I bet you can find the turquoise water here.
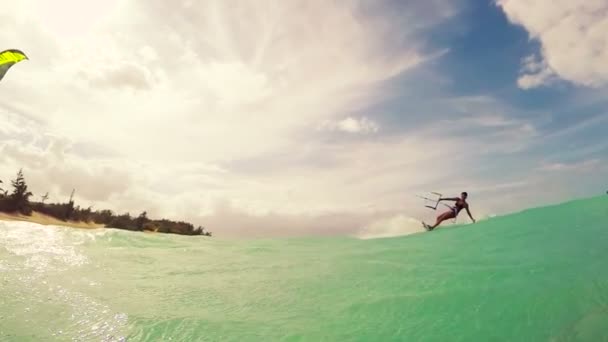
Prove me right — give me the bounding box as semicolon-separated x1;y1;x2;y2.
1;196;607;341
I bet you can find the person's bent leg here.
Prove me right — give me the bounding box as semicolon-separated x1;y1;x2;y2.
429;211;455;229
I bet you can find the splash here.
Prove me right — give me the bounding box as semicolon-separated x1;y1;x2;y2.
356;214;425;239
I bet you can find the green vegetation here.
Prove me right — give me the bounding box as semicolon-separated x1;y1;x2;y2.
0;169;33;215
0;169;211;236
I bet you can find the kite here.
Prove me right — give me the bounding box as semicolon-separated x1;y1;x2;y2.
0;49;28;82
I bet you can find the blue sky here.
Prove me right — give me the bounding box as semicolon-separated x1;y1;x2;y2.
369;1;605;199
1;0;607;237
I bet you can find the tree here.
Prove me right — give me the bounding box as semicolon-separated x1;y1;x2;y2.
108;212;133;230
193;225;212;236
10;169;33;215
0;179;9;198
93;209;114;225
64;188;76;220
135;211;148;231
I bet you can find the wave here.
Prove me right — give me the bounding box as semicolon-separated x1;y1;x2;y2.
356;214;426;239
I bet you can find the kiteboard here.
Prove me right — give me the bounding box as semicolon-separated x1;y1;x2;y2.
421;221;432;231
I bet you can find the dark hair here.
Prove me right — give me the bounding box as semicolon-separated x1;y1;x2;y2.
461;192;468;197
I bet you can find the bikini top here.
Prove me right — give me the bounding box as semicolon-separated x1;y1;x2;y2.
454;200;465;212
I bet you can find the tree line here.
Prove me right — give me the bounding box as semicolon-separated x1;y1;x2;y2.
0;169;211;236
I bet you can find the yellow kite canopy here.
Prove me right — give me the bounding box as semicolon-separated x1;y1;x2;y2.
0;49;28;82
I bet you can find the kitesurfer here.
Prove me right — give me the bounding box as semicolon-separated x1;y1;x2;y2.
423;192;475;231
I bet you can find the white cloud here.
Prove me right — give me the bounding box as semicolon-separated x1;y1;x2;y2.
318;117;380;134
430;96;542;153
0;0;455;165
517;54;557;89
497;0;608;88
538;159;601;172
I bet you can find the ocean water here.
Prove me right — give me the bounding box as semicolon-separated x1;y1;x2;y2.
1;196;607;341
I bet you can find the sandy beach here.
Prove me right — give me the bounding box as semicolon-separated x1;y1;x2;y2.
0;211;105;229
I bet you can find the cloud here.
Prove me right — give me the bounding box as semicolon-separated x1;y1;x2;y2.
187;200;384;238
82;61;154;90
0;0;456;166
542;112;608;140
497;0;608;88
538;158;601;172
0;138;131;203
426;96;542;154
517;54;558;89
318;117;380;134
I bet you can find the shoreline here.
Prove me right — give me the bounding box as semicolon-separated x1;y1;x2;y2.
0;211;105;229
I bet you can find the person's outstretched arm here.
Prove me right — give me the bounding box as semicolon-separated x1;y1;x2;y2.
466;207;476;223
439;197;459;202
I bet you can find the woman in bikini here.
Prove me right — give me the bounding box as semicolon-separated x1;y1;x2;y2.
424;192;476;231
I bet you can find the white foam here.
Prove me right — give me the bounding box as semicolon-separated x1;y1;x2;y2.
356;214;425;239
0;220;88;271
0;220;128;341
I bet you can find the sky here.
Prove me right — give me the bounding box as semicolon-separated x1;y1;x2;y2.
1;0;607;238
